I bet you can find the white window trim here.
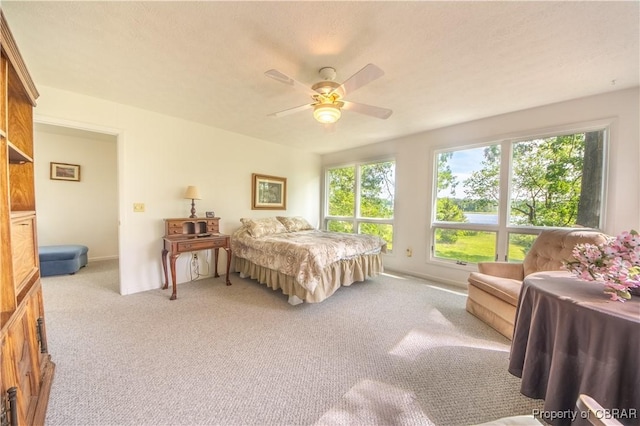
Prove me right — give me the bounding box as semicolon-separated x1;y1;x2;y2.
322;157;396;250
429;118;612;266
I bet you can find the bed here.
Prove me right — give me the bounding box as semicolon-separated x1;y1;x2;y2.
231;216;387;304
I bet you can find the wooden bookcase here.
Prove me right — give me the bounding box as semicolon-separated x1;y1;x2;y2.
0;10;55;425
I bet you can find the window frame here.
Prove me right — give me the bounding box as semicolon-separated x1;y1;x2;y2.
322;157;396;252
430;120;610;267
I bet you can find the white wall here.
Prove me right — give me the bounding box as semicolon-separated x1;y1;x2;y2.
35;85;638;292
34;126;118;261
322;88;640;287
34;86;321;295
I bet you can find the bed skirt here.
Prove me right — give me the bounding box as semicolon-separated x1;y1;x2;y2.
233;253;384;303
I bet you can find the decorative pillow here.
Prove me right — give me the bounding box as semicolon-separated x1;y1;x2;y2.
276;216;314;232
240;217;287;238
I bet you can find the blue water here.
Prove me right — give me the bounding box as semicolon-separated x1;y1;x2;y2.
464;213;499;224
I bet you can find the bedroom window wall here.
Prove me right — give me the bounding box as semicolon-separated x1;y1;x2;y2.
324;159;395;251
432;126;607;265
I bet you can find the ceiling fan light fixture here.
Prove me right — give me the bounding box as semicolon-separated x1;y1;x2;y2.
313;103;341;124
266;64;391;123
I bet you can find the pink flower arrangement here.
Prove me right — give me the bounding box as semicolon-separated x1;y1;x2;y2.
564;230;640;302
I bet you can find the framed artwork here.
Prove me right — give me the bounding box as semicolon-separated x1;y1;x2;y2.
205;211;216;218
50;162;81;181
251;173;286;210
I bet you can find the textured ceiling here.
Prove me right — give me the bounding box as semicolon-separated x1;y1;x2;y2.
2;1;638;154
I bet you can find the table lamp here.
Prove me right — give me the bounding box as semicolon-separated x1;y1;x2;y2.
184;185;201;218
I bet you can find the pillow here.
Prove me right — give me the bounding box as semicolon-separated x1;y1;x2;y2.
276;216;314;232
240;217;287;238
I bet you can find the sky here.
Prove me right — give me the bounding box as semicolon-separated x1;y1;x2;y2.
438;146;487;198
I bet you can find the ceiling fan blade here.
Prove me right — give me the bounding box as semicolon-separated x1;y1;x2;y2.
268;103;314;118
334;63;385;98
342;101;393;119
265;69;316;96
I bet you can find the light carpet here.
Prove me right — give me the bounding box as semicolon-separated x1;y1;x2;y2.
40;259;543;426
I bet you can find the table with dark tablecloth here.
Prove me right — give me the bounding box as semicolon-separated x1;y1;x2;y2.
508;271;640;425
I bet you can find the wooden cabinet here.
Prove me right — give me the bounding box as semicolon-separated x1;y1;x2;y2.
164;217;220;236
8;299;39;424
11;213;38;297
1;10;55;425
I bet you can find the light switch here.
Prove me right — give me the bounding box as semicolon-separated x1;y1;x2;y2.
133;203;145;212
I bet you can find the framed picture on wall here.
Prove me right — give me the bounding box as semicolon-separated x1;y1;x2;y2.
50;162;81;181
251;173;286;210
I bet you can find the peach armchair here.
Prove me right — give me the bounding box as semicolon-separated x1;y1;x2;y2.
466;228;608;339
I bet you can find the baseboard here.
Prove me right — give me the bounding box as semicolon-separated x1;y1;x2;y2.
88;255;119;262
384;267;467;290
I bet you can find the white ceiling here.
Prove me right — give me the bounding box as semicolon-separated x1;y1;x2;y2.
3;1;638;154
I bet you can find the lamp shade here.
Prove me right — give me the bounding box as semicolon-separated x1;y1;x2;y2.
184;185;201;200
313;103;341;124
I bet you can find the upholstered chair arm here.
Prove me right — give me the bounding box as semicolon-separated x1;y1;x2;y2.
477;262;525;280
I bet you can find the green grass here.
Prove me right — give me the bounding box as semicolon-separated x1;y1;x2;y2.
436;232;530;263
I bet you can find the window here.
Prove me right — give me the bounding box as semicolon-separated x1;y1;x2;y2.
433;128;606;263
325;160;395;250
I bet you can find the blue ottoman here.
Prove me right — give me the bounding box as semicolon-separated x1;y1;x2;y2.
39;245;89;277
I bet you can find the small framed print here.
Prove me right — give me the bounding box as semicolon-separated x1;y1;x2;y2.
50;162;81;181
205;211;216;218
251;173;286;210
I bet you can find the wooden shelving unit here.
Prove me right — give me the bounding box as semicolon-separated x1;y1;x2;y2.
0;10;55;426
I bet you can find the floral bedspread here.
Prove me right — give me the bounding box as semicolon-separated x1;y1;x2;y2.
231;229;386;293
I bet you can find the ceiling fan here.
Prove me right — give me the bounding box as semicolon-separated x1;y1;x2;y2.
264;63;393;124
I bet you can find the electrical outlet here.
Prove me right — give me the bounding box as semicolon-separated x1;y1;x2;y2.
193;253;198;260
133;203;145;212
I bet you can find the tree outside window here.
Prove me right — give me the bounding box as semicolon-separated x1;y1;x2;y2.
325;160;395;250
434;129;605;263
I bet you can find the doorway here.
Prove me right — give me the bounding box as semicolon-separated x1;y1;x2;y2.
33;122;120;293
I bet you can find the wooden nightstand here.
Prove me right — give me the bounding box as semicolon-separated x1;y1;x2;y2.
161;217;232;300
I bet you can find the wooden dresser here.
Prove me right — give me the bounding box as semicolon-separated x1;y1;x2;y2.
161;217;232;300
1;10;55;425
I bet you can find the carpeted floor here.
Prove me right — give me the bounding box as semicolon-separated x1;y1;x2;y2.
40;259;543;425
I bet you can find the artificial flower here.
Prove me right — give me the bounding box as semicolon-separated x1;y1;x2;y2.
564;230;640;302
